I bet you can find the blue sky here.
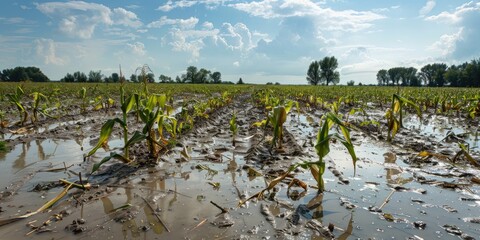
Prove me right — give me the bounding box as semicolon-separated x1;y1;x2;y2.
1;0;479;84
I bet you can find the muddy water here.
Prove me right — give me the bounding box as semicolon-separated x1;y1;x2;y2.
1;100;480;239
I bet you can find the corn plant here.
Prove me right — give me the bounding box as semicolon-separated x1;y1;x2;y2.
240;112;357;206
78;87;88;114
135;64;153;95
230;111;238;146
6;86;28;125
87;87;146;172
30;92;52;123
385;94;421;142
253;100;296;150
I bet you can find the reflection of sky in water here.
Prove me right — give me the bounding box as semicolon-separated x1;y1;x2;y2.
404;115;479;149
0;139;87;189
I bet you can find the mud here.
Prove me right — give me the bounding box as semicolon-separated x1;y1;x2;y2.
0;93;479;239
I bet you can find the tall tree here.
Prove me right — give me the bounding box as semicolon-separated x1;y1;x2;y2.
306;60;321;85
111;73;120;83
88;70;103;82
237;78;244;84
376;69;388;86
387;67;403;86
210;71;222;83
129;74;138;83
159;74;173;83
197;68;211;83
319;56;339;86
146;73;155;83
183;66;198;83
73;71;87;82
61;73;75;82
419;63;446;86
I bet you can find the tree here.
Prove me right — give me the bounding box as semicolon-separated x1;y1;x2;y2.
319;56;340;86
73;71;87;82
183;66;198;83
347;80;355;86
159;74;173;83
237;78;244;84
112;73;120;83
195;68;210;83
146;73;155;83
210;71;221;83
0;67;49;82
88;70;103;82
61;73;75;82
129;74;138;83
387;67;402;86
419;63;447;87
306;61;321;85
175;76;182;83
377;69;388;86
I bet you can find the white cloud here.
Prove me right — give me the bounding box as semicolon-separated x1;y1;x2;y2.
157;0;196;11
230;0;385;32
233;61;240;67
425;1;479;23
113;8;142;28
216;23;254;51
166;28;220;60
202;21;214;30
147;16;199;29
36;1;142;39
157;0;229;11
419;0;436;16
427;1;480;59
34;38;65;65
128;42;146;56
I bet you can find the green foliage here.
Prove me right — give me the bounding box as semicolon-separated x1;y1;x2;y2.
0;141;7;152
386;94;422;141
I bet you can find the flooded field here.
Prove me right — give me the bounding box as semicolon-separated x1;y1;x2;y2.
0;85;480;239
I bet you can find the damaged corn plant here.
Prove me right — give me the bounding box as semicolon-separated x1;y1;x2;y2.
240;111;357;206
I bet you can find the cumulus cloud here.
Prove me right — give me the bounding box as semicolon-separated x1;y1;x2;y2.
36;1;142;39
128;42;146;56
419;0;436;16
255;17;331;59
230;0;385;32
157;0;228;11
426;1;480;59
147;16;199;29
216;23;254;51
34;38;65;65
165;28;220;60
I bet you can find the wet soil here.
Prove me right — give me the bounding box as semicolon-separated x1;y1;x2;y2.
0;94;480;239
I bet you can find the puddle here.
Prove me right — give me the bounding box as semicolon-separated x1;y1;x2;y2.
0;96;480;239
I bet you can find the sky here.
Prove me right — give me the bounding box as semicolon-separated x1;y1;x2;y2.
0;0;479;84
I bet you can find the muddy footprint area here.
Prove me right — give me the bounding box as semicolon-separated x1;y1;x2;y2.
1;93;480;239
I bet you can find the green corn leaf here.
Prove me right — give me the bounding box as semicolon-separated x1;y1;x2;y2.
121;95;136;114
91;152;130;174
125;131;147;148
87;119;116;157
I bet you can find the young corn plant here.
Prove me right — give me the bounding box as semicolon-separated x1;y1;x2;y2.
253;99;296;150
385;94;421;142
78;87;88;114
6;86;28;126
230;111;238;146
87;88;146;173
30;92;52;123
239;112;357;206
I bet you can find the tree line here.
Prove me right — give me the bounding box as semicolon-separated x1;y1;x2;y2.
58;66;243;84
377;59;480;87
0;66;50;82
